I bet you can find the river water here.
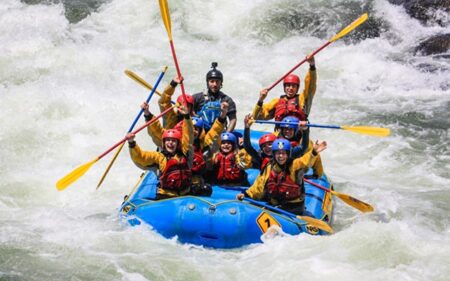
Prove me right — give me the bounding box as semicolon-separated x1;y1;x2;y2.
1;0;449;280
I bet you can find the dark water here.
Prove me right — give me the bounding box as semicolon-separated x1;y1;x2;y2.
21;0;111;23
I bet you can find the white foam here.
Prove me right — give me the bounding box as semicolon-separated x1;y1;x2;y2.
1;0;449;280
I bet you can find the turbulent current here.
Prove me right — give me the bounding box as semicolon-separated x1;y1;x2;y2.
1;0;449;280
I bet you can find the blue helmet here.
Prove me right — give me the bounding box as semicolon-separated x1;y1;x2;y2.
192;117;204;129
272;139;291;152
280;116;299;130
220;132;237;144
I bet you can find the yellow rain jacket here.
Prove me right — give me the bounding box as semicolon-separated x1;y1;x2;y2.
129;117;194;197
244;148;317;205
253;68;317;119
158;82;179;129
303;140;324;177
147;115;227;186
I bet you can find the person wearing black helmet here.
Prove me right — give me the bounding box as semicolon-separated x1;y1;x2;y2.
193;62;237;132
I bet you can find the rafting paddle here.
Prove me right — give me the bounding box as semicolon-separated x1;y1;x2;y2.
243;198;334;233
124;70;175;105
267;13;369;91
96;66;168;189
254;120;391;137
157;0;188;106
304;179;374;213
56;105;177;191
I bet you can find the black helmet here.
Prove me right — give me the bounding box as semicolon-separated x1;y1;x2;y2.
206;62;223;82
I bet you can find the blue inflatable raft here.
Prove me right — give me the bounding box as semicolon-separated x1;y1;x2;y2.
120;130;334;249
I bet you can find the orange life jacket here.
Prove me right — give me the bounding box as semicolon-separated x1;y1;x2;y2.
192;146;206;173
159;156;192;191
274;95;307;121
215;152;245;182
260;156;271;170
266;168;301;202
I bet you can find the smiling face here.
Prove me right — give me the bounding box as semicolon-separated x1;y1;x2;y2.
220;140;234;154
284;83;299;98
193;126;201;139
164;138;179;154
282;127;295;139
261;142;273;156
274;150;288;165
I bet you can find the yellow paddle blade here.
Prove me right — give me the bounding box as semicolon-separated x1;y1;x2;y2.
124;70;164;97
330;13;368;42
158;0;172;40
297;216;334;233
56;158;99;191
96;142;125;190
341;125;391;137
331;190;374;213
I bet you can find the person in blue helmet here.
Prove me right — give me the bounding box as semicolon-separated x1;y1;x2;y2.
243;113;276;170
206;132;251;186
237;138;327;216
192;62;237;132
278;115;324;178
278;116;308;149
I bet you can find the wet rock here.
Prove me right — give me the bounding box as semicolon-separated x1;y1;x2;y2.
414;33;450;55
388;0;450;27
21;0;110;24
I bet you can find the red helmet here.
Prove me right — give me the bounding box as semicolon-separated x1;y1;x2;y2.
176;94;194;106
283;74;300;86
162;129;182;142
259;133;277;148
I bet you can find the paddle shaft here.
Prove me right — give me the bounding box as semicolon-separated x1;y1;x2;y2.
125;70;175;105
304;178;374;212
244;197;333;233
97;68;168;189
304;178;332;193
164;6;188;106
266;14;368;92
267;41;331;91
97;106;175;160
244;197;298;219
127;68;167;132
255;120;340;129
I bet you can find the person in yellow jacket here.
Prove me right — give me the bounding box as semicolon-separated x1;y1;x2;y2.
142;101;230;193
125;106;194;199
276;116;324;178
155;76;195;129
252;56;316;122
237;138;327;215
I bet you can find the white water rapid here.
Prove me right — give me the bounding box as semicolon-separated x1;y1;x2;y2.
1;0;449;280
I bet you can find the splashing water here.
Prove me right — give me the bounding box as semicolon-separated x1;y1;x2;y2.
1;0;449;280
